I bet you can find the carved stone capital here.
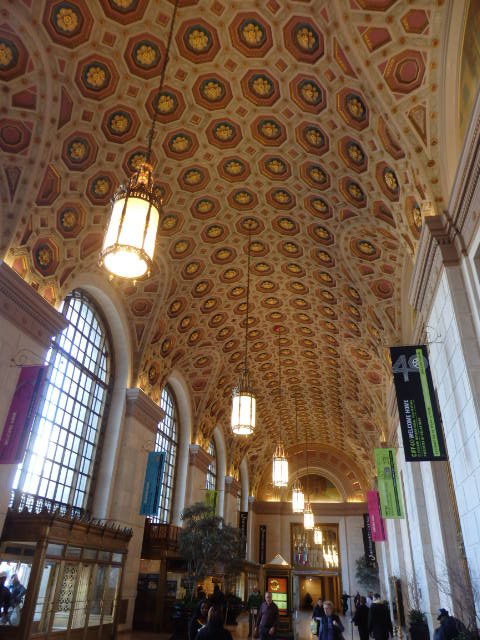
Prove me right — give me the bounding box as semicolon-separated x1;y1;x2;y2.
224;475;240;496
189;444;212;473
0;261;66;349
125;387;164;434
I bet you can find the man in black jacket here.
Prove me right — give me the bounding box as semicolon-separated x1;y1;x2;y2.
368;594;393;640
436;608;466;640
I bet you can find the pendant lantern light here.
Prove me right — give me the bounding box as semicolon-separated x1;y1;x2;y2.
272;326;288;487
303;438;314;529
314;525;323;545
304;502;314;530
231;225;256;435
99;1;179;279
291;396;304;513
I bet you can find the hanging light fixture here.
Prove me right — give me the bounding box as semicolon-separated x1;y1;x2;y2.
99;1;179;279
231;225;256;435
272;326;288;487
291;396;304;513
314;525;323;545
303;438;314;529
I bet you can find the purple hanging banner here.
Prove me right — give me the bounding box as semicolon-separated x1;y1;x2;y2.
0;365;47;464
367;490;387;541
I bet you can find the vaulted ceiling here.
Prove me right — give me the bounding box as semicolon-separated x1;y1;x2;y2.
1;0;453;496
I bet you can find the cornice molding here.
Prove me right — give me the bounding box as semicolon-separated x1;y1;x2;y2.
189;444;212;473
125;387;164;433
0;261;67;349
252;500;367;517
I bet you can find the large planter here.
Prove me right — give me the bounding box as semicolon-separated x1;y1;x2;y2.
409;621;430;640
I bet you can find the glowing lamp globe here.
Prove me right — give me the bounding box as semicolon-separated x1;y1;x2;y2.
314;526;323;545
231;371;256;435
272;443;288;487
100;163;160;279
292;478;305;513
304;502;314;530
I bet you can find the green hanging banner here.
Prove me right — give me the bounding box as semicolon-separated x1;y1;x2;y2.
374;448;404;518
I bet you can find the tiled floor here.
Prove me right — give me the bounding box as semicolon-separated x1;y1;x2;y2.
121;610;360;640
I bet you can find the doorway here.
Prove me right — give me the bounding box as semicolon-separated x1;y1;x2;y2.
297;573;341;611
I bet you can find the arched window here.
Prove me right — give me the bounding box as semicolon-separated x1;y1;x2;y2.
151;385;178;524
13;290;112;511
206;439;216;491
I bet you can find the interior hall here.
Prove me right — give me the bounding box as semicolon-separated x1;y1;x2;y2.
0;0;480;639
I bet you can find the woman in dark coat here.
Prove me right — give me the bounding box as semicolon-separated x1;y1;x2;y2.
353;596;370;640
189;599;210;640
195;606;233;640
318;600;344;640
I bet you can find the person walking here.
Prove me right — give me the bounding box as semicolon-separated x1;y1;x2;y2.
255;592;279;640
368;594;393;640
189;599;210;640
318;600;344;640
436;608;466;640
353;596;370;640
247;584;262;638
312;597;326;636
195;606;233;640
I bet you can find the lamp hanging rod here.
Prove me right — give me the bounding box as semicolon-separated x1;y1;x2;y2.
146;0;179;162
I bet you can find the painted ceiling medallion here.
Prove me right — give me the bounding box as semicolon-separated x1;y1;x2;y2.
245;72;278;103
32;239;59;276
124;34;165;79
301;125;328;152
53;4;81;34
337;89;369;130
296;78;325;109
294;24;320;53
179;166;208;191
191;196;219;220
340;178;367;207
303;163;330;189
273;217;298;235
213;248;233;263
384;167;399;193
267;188;295;210
84;62;109;90
57;203;85;238
161;214;179;233
229;189;256;210
238;18;267;48
208;119;242;148
219;158;249;182
62;133;97;171
280;241;302;258
261;156;290;180
182;261;202;279
0;38;18;72
253;117;286;146
351;239;380;261
87;173;116;204
222;268;239;281
310;224;334;245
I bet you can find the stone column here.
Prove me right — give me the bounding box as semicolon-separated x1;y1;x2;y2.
106;387;164;631
0;262;66;534
186;444;212;506
224;475;240;525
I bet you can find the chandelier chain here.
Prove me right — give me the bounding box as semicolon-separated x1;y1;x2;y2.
243;225;252;373
146;0;179;163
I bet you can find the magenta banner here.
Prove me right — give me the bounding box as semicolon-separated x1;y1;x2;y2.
0;365;47;464
367;490;387;541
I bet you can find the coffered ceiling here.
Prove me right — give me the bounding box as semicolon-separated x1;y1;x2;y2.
1;0;453;496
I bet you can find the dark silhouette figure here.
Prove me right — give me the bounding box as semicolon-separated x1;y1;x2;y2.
368;594;393;640
353;596;370;640
189;599;210;640
195;606;233;640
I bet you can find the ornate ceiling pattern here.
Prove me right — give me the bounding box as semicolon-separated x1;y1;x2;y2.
1;0;450;496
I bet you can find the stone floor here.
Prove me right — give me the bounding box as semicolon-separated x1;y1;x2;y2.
120;609;361;640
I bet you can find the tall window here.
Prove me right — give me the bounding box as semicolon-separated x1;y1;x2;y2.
151;385;178;524
206;439;216;491
13;290;112;511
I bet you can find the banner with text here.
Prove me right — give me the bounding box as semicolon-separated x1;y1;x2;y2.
259;525;267;564
390;345;447;461
239;511;248;557
0;365;47;464
367;490;387;541
205;489;219;514
362;513;377;566
374;448;404;518
140;451;165;516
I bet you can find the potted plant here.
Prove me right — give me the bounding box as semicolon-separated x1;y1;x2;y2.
408;609;429;640
173;502;245;633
